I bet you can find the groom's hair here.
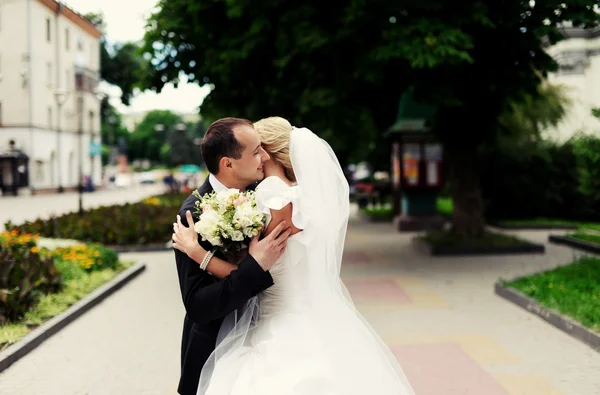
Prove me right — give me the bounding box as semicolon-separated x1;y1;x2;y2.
201;117;253;174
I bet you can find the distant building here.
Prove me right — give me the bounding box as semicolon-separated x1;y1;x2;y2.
121;111;202;133
0;0;102;193
546;25;600;141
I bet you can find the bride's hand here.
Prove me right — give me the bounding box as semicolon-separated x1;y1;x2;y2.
172;211;202;256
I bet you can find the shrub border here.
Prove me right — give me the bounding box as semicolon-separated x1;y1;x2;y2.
0;262;146;373
489;222;578;230
415;237;545;256
494;281;600;352
548;235;600;255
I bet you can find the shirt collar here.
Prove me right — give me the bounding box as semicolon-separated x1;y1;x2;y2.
209;173;229;193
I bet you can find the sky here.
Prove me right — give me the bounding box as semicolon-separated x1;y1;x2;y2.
64;0;211;115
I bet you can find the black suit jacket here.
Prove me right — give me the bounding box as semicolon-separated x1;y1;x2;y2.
175;177;273;395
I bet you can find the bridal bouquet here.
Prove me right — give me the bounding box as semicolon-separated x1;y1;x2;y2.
192;188;266;253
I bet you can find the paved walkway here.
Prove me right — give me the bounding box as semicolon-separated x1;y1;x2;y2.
0;184;167;228
1;206;599;394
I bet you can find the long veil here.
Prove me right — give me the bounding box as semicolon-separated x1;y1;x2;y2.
197;127;415;395
290;127;415;394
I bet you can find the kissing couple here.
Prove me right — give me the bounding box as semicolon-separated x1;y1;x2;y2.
172;116;415;395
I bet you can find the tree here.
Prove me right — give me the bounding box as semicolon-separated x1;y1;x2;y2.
84;12;145;106
100;97;130;166
129;110;182;163
496;80;571;148
140;0;600;237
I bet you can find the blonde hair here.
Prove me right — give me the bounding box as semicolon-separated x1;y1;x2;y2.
253;116;296;182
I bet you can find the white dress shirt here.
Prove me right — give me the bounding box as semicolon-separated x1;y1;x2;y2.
209;173;229;193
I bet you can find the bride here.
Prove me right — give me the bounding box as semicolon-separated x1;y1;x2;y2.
172;117;415;395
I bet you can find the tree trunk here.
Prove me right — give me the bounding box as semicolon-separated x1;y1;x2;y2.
446;145;486;238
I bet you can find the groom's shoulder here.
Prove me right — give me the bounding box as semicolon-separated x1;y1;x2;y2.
178;177;212;215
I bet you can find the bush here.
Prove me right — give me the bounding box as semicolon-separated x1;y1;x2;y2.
481;135;600;221
49;244;119;273
5;192;191;246
0;230;62;325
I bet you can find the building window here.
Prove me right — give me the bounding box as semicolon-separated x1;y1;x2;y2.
0;101;3;126
47;62;52;86
65;69;70;90
48;106;53;129
65;28;70;50
46;18;51;42
89;111;95;133
35;160;44;182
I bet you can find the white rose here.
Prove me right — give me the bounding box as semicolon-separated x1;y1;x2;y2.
194;210;222;246
231;230;245;241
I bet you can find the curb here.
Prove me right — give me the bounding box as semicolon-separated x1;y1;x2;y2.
548;235;600;255
111;244;172;253
0;262;146;374
415;238;545;256
494;282;600;352
489;222;578;230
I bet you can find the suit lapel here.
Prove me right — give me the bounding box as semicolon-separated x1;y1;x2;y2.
197;176;214;196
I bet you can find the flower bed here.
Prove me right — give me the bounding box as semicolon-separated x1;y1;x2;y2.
5;192;189;246
0;230;130;350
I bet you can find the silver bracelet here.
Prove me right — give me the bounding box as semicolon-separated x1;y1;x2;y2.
199;249;215;271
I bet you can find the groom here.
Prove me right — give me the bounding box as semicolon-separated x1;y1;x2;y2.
174;117;291;395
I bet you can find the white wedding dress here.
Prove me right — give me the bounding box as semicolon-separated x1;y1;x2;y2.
197;128;415;395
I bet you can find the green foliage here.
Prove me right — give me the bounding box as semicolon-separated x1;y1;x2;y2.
5;193;187;246
0;231;62;325
498;81;571;142
85;12;145;106
100;97;131;166
507;256;600;332
499;219;600;229
436;198;453;217
140;0;600;235
0;261;134;349
129;110;181;163
360;206;393;219
101;42;146;106
572;133;600;204
570;232;600;246
423;230;532;248
50;244;119;273
481;134;600;221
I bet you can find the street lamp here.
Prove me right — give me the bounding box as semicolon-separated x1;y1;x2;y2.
90;90;106;188
108;115;116;166
77;94;84;215
54;88;69;192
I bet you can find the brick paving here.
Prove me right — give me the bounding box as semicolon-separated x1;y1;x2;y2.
1;205;599;394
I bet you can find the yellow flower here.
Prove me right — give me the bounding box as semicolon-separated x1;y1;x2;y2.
31;247;40;254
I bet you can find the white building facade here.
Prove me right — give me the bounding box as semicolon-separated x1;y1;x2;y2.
546;26;600;141
0;0;102;193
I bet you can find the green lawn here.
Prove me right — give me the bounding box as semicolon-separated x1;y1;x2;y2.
569;232;600;245
505;256;600;332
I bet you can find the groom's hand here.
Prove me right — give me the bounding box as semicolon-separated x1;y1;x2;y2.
249;221;291;271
